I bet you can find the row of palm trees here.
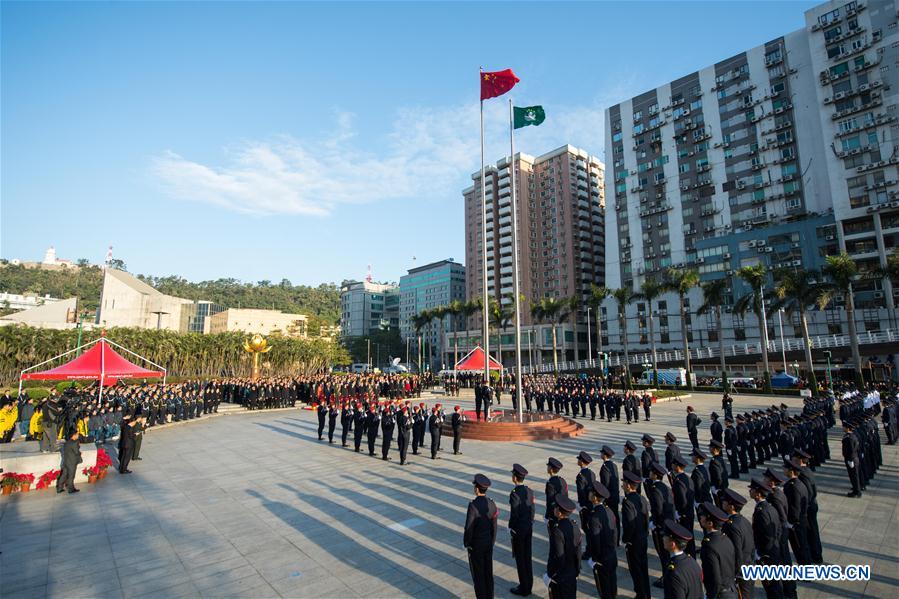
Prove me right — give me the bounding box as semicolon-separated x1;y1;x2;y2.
412;250;898;390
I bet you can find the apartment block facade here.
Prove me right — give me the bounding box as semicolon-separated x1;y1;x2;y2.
339;280;400;338
603;0;897;362
399;259;466;370
461;145;605;365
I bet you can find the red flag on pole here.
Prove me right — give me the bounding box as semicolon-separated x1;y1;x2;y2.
480;69;520;100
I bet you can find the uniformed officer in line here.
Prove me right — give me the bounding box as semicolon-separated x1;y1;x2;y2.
451;405;465;455
698;502;738;599
661;519;704;599
647;462;675;588
686;406;702;450
709;440;729;506
316;399;327;440
761;468;797;599
327;400;339;443
710;411;724;444
509;464;535;597
598;445;620;544
575;451;596;549
622;440;642;495
792;449;823;564
621;471;651;599
380;403;395;460
464;473;498;599
365;405;380;456
428;406;443;459
748;478;784;599
690;448;713;505
340;401;353;447
664;431;683;472
397;405;412;465
720;489;755;599
841;420;862;497
353;402;367;452
411;404;424;455
544;495;582;599
585;481;617;599
545;457;568;528
782;458;811;565
641;433;658;478
724;417;740;479
671;455;697;557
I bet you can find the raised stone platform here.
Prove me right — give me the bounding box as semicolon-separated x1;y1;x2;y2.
0;440;98;486
442;409;584;441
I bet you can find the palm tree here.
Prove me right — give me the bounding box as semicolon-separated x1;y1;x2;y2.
819;253;862;386
567;295;581;364
697;278;730;390
633;279;663;387
612;287;635;389
487;298;513;370
867;249;899;328
587;285;611;366
770;268;822;393
735;264;772;392
432;305;449;371
664;268;700;388
446;300;464;372
410;311;430;374
530;297;572;374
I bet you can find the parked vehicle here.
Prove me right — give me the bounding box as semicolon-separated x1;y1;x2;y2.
638;368;696;386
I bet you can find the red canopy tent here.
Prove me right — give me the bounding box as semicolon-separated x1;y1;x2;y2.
19;334;166;400
454;346;504;371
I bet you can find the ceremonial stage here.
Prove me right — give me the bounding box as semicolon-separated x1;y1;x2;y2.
442;409;584;441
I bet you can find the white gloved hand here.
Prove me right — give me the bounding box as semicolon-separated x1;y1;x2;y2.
587;558;596;569
847;461;854;468
542;573;552;587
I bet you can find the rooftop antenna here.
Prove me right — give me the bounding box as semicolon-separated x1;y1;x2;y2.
103;246;113;270
366;264;373;283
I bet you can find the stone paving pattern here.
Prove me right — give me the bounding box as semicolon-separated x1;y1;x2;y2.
1;390;896;598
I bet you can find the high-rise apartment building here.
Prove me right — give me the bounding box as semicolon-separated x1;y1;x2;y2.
806;0;899;315
339;280;400;338
399;259;466;370
461;144;605;365
602;0;897;363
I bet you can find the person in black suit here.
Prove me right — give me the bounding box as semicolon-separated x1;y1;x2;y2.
664;432;683;472
721;489;755;599
316;399;327;440
708;441;729;507
365;406;380;457
397;406;412;465
464;474;498;599
690;448;713;505
545;457;568;527
783;459;811;565
640;434;658;478
621;471;651;599
622;440;642;495
353;403;366;453
545;495;582;599
671;455;697;557
724;417;740;479
647;462;675;588
56;429;83;493
749;478;784;599
117;416;136;474
575;451;596;548
509;464;535;596
842;421;862;497
428;407;443;459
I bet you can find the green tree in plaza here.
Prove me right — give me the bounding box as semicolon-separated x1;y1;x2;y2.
735;264;773;392
664;268;700;389
487;297;514;371
431;305;449;370
530;297;572;375
612;287;635;389
446;300;464;371
819;253;863;386
587;285;611;365
769;268;823;393
633;279;663;387
409;311;430;374
697;277;731;391
867;249;899;328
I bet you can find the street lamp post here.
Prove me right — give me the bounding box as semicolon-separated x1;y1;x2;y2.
824;350;833;388
791;362;800;380
777;308;787;373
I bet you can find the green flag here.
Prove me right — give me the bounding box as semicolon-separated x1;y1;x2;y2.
513;105;545;129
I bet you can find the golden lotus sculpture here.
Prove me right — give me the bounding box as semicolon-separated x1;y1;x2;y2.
243;334;271;380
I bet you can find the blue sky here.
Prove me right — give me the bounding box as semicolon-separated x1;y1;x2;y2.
2;1;815;287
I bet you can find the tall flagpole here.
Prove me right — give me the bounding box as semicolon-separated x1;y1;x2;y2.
509;99;524;422
480;68;490;385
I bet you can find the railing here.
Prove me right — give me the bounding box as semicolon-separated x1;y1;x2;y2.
516;328;899;374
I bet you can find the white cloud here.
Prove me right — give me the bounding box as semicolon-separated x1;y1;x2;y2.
152;81;637;217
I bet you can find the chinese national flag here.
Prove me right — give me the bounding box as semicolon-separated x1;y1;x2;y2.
480;69;520;100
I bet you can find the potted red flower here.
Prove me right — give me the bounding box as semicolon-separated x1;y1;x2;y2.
35;470;61;490
96;448;112;479
82;465;100;484
16;473;35;492
1;473;18;495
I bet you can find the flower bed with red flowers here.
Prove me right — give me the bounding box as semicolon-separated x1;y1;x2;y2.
35;470;61;490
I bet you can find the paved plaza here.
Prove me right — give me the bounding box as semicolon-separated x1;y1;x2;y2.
1;390;897;598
